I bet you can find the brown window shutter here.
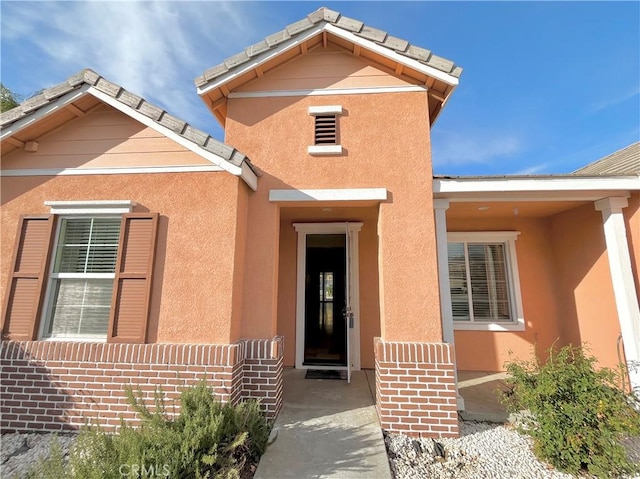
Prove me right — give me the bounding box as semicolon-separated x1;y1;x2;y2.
2;216;55;340
107;213;159;343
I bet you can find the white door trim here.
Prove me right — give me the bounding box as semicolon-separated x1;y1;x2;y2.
293;222;363;371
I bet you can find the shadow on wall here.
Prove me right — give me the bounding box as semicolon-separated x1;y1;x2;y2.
1;342;75;432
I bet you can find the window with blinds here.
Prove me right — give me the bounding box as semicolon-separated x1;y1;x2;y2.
448;241;512;323
43;217;121;339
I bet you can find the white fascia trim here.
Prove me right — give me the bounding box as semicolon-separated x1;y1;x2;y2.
197;22;458;96
86;88;244;177
309;105;343;115
1;165;225;177
323;24;459;86
270;188;388;202
228;85;427;98
0;84;92;140
434;177;640;194
240;162;258;191
198;24;326;95
308;145;343;156
45;200;135;215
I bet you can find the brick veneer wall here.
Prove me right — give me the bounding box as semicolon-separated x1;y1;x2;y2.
241;337;284;419
0;337;283;432
374;338;459;438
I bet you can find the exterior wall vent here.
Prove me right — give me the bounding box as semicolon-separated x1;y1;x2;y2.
308;106;343;156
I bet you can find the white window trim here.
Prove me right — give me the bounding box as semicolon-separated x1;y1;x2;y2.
45;200;135;215
308;105;343;116
447;231;524;332
39;201;131;342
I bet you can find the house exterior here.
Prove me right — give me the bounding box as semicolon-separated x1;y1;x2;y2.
1;8;639;439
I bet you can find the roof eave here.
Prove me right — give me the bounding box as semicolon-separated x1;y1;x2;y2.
196;23;460;97
433;175;640;202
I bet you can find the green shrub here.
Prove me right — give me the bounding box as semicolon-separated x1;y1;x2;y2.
503;344;640;477
26;381;270;479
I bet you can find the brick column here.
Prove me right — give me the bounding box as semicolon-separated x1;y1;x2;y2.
239;337;283;420
374;338;459;438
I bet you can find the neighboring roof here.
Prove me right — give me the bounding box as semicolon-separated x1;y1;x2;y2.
572;142;640;176
0;69;258;188
195;7;462;126
195;7;462;89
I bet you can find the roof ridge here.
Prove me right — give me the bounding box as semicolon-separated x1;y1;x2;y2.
194;6;462;88
1;69;256;174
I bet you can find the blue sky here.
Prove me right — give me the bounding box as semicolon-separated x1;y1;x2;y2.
1;1;638;175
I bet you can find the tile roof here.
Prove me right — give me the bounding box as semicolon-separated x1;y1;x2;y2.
0;69;256;173
572;142;640;176
195;6;462;88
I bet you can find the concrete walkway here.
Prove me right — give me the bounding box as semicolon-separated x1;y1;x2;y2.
254;369;392;479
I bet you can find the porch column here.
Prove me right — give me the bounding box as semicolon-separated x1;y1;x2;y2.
433;199;464;410
594;197;640;391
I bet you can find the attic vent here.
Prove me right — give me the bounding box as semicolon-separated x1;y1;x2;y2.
314;115;337;144
308;105;343;156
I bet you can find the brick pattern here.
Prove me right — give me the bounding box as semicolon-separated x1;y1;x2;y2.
374;338;459;438
241;337;284;419
0;337;283;432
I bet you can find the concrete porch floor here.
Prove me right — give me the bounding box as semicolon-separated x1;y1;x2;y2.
254;368;392;479
457;370;512;423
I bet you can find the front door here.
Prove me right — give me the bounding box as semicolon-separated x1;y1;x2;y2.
294;222;362;377
304;234;347;367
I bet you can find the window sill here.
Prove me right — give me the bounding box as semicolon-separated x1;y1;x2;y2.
40;337;108;343
453;321;525;332
308;145;343;156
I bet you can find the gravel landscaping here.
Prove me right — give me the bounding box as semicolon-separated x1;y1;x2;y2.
1;432;77;479
3;421;639;478
385;421;640;479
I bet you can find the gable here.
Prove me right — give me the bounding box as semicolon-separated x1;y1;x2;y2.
196;8;462;127
235;44;415;93
1;104;212;171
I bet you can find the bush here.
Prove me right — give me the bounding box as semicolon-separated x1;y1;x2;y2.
27;381;270;479
503;344;640;477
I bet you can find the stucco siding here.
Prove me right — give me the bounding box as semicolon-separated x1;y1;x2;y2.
226;90;442;347
1;172;243;345
549;203;621;370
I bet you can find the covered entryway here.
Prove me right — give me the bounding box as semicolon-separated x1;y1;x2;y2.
273;197;384;379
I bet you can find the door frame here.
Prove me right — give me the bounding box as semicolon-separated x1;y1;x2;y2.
293;222;362;371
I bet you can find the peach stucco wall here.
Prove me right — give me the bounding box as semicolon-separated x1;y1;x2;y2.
449;216;563;371
2;105;211;170
624;192;640;298
225;90;443;354
549;203;621;370
1;172;247;345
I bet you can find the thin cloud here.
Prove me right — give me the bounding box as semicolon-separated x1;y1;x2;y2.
513;163;551;175
590;85;640;113
1;1;265;133
432;131;523;167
